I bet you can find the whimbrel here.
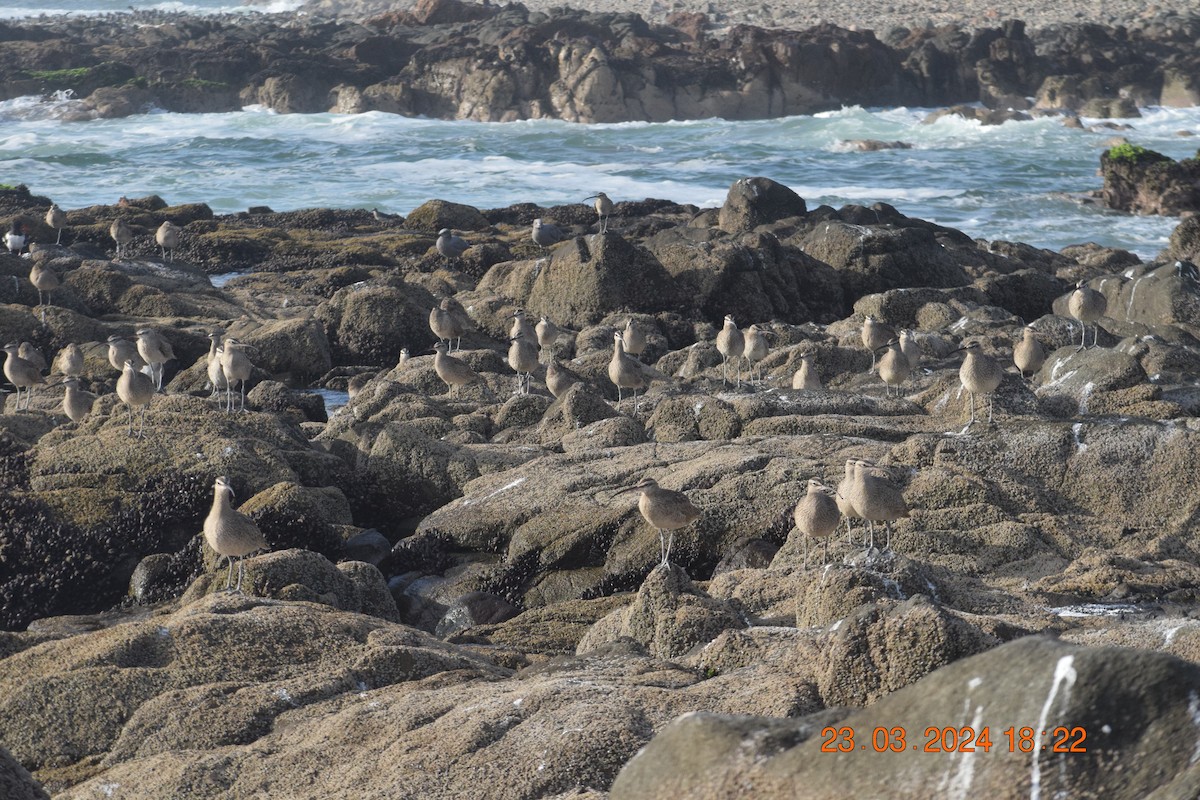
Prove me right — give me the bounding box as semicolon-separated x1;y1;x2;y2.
117;358;154;436
794;479;841;568
876;338;912;397
1013;325;1045;379
585;192;613;233
18;342;46;373
510;309;538;347
61;376;95;423
716;314;745;386
792;351;822;391
30;261;60;319
107;335;145;373
55;343;83;378
430;298;466;351
850;460;909;551
4;221;24;255
433;341;482;396
608;331;647;413
836;459;863;546
206;332;228;399
615;477;702;568
203;475;268;593
861;315;895;371
508;336;539;395
3;342;44;410
220;337;253;412
136;327;175;392
532;218;565;250
436;229;469;261
46;204;66;245
743;323;770;382
622;318;647;362
899;329;921;371
1068;280;1107;350
110;218;133;260
397;347;410;368
535;316;561;362
955;341;1003;425
546;360;578;399
155;221;181;262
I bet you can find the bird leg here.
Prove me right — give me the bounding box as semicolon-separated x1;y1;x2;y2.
236;558;246;593
224;555;235;591
823;536;829;565
803;535;809;571
885;521;893;552
663;531;674;567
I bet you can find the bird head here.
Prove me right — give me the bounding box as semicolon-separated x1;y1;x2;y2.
723;314;736;327
214;475;234;498
438;228;451;236
432;342;449;354
953;341;981;355
614;477;659;496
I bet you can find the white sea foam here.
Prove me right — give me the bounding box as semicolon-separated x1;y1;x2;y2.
2;104;1198;256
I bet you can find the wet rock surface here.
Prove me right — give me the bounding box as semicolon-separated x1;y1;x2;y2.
4;179;1200;796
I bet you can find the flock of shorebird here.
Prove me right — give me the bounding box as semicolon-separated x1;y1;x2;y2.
3;193;1113;587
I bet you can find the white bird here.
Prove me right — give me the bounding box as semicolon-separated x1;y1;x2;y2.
4;221;26;255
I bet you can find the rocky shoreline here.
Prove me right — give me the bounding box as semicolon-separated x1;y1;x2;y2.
1;0;1199;122
3;172;1200;796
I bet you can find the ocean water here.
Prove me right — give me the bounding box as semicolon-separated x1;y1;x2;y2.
2;93;1198;260
0;0;301;20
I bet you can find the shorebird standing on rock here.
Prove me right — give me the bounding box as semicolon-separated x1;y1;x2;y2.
61;376;95;423
436;229;469;261
792;351;822;391
155;221;181;262
876;338;912;397
716;314;744;387
585;192;613;233
794;478;841;568
609;330;647;413
955;340;1003;425
1013;325;1045;380
18;342;46;374
55;343;84;379
107;335;145;374
432;341;483;397
1068;279;1107;350
508;335;538;395
622;318;647;363
850;459;909;552
117;358;155;436
220;337;253;412
136;327;175;392
3;342;44;410
5;221;26;256
204;475;268;594
110;218;133;260
836;459;863;546
45;204;66;245
206;331;228;400
615;477;702;569
535;316;562;362
545;360;578;399
532;218;565;250
899;329;921;372
861;315;895;371
743;323;770;382
29;261;60;320
430;298;466;351
510;309;537;347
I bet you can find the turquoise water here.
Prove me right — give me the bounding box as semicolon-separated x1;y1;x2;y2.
2;95;1198;260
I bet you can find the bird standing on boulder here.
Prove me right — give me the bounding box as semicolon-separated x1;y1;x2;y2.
608;330;647;413
110;218;133;260
792;351;822;391
45;204;66;245
107;335;145;374
715;314;744;387
61;376;95;423
1068;279;1107;350
55;343;84;379
29;261;60;319
155;221;181;262
876;338;912;397
849;460;909;551
220;337;253;412
430;298;466;352
508;335;538;395
585;192;613;233
432;341;483;397
743;323;770;382
535;316;561;362
510;309;537;347
3;342;44;410
861;315;895;371
436;229;469;261
117;358;154;436
614;477;702;569
955;340;1003;425
793;479;841;568
136;327;175;392
1013;325;1045;380
203;475;268;594
4;221;25;256
532;218;565;250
